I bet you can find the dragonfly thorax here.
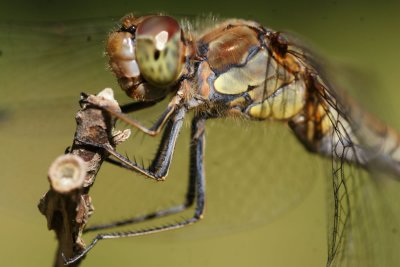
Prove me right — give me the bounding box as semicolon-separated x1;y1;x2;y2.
188;20;306;122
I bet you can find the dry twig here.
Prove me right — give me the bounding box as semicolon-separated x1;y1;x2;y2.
38;88;130;266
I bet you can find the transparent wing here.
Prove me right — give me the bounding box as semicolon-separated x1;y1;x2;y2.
322;89;400;267
282;33;400;266
324;91;400;267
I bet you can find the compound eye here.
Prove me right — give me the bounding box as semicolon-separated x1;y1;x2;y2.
135;16;184;86
107;31;140;79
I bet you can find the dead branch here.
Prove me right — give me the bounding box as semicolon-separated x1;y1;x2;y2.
38;88;130;267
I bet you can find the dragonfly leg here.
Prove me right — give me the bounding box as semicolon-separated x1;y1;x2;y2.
64;116;207;265
76;107;186;180
95;99;176;136
84;130;198;232
120;101;158;113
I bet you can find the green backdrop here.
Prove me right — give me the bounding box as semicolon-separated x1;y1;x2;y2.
1;0;400;266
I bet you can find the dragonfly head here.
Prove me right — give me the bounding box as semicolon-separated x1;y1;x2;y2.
107;15;187;101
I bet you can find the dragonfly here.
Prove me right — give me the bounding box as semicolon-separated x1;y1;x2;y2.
52;14;400;266
1;12;399;267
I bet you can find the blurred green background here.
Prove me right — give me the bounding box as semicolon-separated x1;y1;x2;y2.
1;0;400;266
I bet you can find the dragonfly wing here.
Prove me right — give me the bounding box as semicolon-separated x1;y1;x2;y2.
320;70;400;267
277;31;400;266
316;60;400;267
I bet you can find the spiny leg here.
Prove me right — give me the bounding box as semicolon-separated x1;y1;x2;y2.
77;107;186;180
120;101;158;113
84;113;197;232
85;147;197;232
96;98;177;136
63;100;159;156
64;116;207;265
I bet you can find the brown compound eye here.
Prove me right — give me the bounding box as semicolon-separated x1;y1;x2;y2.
136;16;180;42
135;16;185;87
107;31;140;79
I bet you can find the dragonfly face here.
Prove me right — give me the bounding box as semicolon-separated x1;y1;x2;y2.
107;15;187;101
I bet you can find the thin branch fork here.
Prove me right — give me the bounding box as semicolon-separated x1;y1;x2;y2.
38;88;130;267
